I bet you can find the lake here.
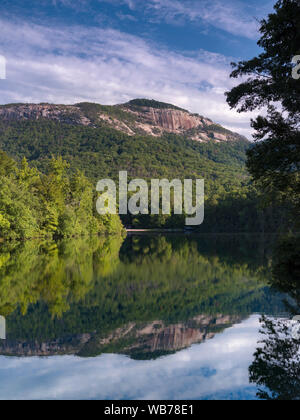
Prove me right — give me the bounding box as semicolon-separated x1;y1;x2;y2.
0;233;298;400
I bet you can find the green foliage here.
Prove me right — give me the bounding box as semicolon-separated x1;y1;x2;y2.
0;150;15;176
0;151;124;240
0;236;124;318
0;102;292;233
249;316;300;400
126;99;188;111
122;181;291;233
226;0;300;223
0;234;283;346
75;102;136;125
0;119;249;182
270;235;300;314
249;235;300;400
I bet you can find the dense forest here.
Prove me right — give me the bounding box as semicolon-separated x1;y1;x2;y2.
0;118;293;234
0;150;124;240
0;119;248;180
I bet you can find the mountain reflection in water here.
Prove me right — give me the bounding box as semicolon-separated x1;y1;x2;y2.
0;233;298;400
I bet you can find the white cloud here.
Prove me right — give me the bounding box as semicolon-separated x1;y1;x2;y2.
99;0;263;40
146;0;260;39
0;316;261;400
0;18;256;138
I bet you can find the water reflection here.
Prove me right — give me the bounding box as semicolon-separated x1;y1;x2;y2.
249;316;300;400
0;233;294;399
0;234;282;357
0;235;123;318
0;316;5;340
0;316;262;400
249;235;300;400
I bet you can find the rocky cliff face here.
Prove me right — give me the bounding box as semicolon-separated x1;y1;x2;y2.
0;314;242;359
125;314;241;357
0;104;88;125
121;104;214;140
0;333;92;357
0;100;247;143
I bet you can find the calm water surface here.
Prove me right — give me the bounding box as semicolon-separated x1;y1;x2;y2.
0;234;298;400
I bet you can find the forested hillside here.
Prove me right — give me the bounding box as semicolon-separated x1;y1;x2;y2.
0;119;249;181
0;101;292;234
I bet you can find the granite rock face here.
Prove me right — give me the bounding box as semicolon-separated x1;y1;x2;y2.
122;105;214;138
0;100;248;143
0;104;86;124
0;315;242;359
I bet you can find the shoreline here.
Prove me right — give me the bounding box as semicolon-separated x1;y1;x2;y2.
126;228;184;233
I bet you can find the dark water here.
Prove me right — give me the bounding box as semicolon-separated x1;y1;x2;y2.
0;233;299;400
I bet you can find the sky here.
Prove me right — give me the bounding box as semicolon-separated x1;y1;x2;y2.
0;316;261;400
0;0;277;138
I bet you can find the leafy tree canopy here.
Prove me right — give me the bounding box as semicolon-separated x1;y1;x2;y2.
226;0;300;221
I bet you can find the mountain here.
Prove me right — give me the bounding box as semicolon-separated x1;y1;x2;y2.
0;315;242;359
0;99;250;185
0;98;287;232
78;314;243;359
0;99;247;143
0;98;272;232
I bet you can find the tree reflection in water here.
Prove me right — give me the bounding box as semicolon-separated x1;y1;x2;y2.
0;234;282;359
249;235;300;400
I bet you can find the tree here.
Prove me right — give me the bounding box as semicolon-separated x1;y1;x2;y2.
226;0;300;223
249;316;300;400
0;150;15;176
0;152;125;240
271;235;300;314
249;235;300;400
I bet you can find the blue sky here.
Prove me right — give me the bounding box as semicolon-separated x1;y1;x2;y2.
0;0;276;137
